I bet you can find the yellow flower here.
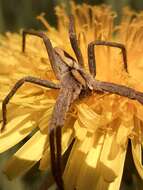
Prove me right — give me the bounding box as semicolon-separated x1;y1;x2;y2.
0;2;143;190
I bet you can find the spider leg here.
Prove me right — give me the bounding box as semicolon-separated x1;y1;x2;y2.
1;76;60;132
92;79;143;105
88;40;128;77
49;127;63;190
56;126;63;189
49;125;63;189
69;15;84;67
49;72;82;190
49;88;73;190
22;30;60;79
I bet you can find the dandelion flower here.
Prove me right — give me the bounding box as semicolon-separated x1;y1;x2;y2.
0;2;143;190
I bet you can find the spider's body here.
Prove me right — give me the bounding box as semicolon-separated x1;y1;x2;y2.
1;15;143;190
54;47;86;87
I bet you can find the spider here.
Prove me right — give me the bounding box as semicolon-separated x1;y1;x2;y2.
1;15;143;190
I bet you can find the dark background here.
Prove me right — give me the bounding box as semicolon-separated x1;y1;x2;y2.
0;0;143;33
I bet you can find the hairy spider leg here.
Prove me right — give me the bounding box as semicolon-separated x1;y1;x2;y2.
22;30;61;79
49;125;64;190
48;123;63;189
22;30;65;188
56;126;63;189
91;79;143;104
69;15;84;67
1;76;60;132
88;41;128;77
49;87;77;190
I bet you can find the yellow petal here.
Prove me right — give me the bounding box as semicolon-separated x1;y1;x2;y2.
116;121;133;148
39;128;73;171
77;103;101;132
40;114;75;170
95;176;110;190
99;129;127;183
64;132;95;190
0;113;36;153
64;141;84;190
96;145;127;190
131;139;143;179
38;107;53;132
75;133;105;190
74;120;87;141
3;130;47;180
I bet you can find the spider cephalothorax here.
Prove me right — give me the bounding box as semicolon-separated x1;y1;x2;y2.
1;15;143;190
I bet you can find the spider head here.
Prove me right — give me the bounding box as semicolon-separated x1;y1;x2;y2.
53;47;89;88
53;47;80;77
54;47;79;68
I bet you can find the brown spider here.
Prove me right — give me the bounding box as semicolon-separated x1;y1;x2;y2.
1;15;143;190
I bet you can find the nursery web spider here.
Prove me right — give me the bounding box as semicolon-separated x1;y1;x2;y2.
1;15;143;190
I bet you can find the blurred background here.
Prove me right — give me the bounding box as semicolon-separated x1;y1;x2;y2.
0;0;143;190
0;0;143;33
